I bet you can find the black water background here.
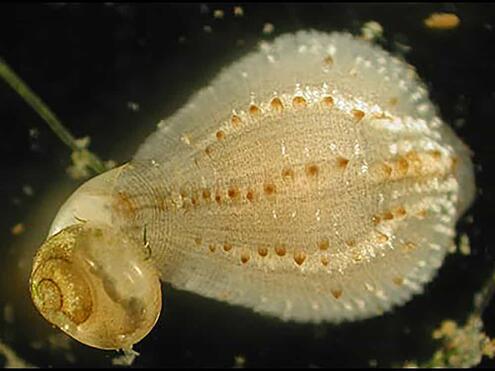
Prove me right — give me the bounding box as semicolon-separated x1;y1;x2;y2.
0;3;494;368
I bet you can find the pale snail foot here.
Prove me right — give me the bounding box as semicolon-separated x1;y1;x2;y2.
30;222;162;350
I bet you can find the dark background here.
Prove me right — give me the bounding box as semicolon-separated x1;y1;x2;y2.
0;2;494;368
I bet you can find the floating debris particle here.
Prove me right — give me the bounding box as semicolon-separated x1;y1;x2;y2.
459;233;471;255
360;21;383;42
262;22;275;35
233;6;244;17
178;35;187;44
424;13;460;30
66;136;115;180
28;127;41;152
67;150;93;179
426;316;495;367
28;127;39;139
213;9;224;19
203;25;213;33
234;354;246;368
22;184;34;196
112;347;140;366
11;223;25;236
127;101;140;112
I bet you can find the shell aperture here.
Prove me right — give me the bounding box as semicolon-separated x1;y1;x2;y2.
30;30;475;349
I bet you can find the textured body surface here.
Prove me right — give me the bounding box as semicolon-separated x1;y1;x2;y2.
113;31;475;323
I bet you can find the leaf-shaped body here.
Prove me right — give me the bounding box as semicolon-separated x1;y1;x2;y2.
96;31;476;323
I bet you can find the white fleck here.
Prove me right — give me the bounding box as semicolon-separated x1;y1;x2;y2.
389;143;398;155
262;22;275;35
127;101;140;112
327;44;336;56
213;9;224;19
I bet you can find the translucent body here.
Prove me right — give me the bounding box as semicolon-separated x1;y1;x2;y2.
30;30;475;349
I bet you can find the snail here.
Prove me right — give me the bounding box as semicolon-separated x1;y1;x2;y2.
29;30;475;350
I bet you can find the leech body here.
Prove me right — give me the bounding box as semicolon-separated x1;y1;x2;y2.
30;31;475;350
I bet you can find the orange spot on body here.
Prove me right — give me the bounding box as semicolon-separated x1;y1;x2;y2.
377;232;389;243
208;244;216;252
275;245;287;256
430;149;442;159
372;215;381;225
246;189;255;202
215;192;222;204
323;55;333;67
216;130;225;141
383;211;394;221
322;96;334;108
282;167;294;180
240;253;250;264
393;276;404;286
270;97;284;112
223;243;233;252
264;182;276;196
231;114;242;127
258;246;268;257
305;163;319;177
319;239;329;251
293;250;306;265
191;196;198;207
352;109;365;121
194;237;202;246
396;157;409;176
292;96;307;108
331;288;342;299
202;189;211;200
249;104;261;116
337;157;349;169
382;163;393;178
394;206;407;218
321;256;329;266
228;186;240;199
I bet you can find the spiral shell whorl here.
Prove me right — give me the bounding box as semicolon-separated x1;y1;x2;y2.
30;223;162;350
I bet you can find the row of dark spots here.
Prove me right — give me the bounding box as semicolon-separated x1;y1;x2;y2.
207;93;366;151
175;159;350;210
193;237;338;267
376;150;456;182
194;233;410;300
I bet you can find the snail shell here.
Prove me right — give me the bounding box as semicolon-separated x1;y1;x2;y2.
30;30;475;349
30;169;162;350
